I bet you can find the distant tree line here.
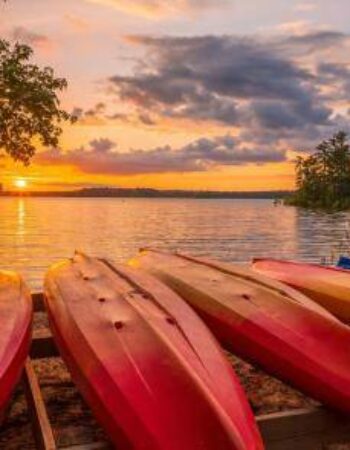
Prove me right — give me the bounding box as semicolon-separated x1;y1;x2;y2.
1;187;289;199
287;131;350;210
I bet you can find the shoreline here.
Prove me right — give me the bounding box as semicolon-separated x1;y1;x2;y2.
0;188;290;200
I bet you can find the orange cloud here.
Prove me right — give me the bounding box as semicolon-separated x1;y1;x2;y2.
64;14;91;33
10;27;55;53
85;0;228;18
34;134;287;180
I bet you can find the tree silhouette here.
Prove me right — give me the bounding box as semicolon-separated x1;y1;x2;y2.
289;131;350;210
0;39;75;164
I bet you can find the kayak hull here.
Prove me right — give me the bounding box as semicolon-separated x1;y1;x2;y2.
45;253;263;450
0;271;32;412
130;250;350;415
252;258;350;323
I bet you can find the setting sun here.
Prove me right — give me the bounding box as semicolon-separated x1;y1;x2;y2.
14;179;28;189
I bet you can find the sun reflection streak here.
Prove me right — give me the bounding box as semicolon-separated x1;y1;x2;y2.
16;199;26;238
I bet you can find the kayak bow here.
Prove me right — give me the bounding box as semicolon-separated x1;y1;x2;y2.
252;258;350;323
45;253;263;450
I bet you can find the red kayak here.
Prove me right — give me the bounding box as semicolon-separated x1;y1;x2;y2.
44;253;263;450
130;249;350;415
252;258;350;323
0;271;32;412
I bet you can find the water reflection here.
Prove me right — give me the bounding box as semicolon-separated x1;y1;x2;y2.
16;199;26;238
0;197;349;289
294;208;350;263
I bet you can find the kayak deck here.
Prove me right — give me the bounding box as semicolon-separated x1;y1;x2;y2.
130;250;350;415
252;258;350;323
44;254;262;449
0;271;32;413
14;292;350;450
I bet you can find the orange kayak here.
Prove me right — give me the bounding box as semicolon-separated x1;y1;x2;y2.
130;249;350;414
45;253;263;450
252;258;350;323
0;271;32;412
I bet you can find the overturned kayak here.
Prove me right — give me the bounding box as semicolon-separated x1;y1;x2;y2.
0;271;32;413
130;249;350;414
44;253;263;450
252;258;350;323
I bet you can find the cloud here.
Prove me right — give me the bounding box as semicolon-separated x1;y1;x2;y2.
10;27;54;51
280;30;347;54
35;135;286;176
249;98;331;130
89;138;115;152
70;103;133;127
294;2;317;13
107;31;350;152
317;62;350;101
110;34;333;122
138;112;156;125
64;14;91;33
116;35;313;102
85;0;229;18
272;20;313;35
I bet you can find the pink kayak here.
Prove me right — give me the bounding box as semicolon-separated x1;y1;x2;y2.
130;249;350;415
44;253;263;450
0;271;32;412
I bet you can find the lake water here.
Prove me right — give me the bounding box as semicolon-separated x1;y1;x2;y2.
1;197;349;290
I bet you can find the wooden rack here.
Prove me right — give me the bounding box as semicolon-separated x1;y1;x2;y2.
22;293;350;450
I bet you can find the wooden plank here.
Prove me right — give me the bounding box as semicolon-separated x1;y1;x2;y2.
33;292;45;312
59;443;111;450
56;409;350;450
257;407;350;449
22;358;57;450
29;292;350;449
262;434;323;450
30;332;59;359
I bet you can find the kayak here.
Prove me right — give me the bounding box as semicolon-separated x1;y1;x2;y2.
336;255;350;270
44;253;263;450
129;249;350;414
252;258;350;323
0;271;32;413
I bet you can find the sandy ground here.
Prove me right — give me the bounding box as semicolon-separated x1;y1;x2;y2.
0;312;349;449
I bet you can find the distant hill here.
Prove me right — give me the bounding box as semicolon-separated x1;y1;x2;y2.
2;187;291;199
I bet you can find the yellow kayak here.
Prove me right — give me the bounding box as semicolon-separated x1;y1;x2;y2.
252;258;350;323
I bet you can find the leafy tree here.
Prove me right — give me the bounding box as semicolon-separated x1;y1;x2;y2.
288;131;350;210
0;39;75;165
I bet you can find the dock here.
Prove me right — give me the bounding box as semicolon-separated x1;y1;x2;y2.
19;293;350;450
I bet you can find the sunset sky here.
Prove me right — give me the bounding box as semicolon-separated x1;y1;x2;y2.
1;0;350;191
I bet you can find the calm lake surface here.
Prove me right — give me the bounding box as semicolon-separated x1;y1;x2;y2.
1;197;349;289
